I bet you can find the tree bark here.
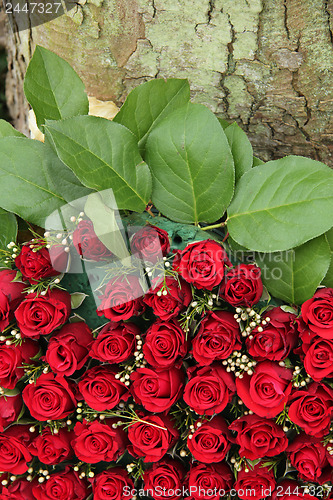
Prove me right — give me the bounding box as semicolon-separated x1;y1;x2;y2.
3;0;333;164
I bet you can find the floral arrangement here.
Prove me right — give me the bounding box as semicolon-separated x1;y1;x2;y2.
0;46;332;500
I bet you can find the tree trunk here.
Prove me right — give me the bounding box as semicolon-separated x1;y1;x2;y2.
3;0;333;164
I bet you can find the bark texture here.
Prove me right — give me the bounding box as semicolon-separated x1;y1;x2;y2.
3;0;333;164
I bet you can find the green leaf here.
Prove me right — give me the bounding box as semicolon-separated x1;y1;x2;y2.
113;79;190;151
84;191;130;260
227;156;333;252
252;156;264;166
256;235;331;304
0;120;25;138
24;46;89;129
45;116;152;212
323;227;333;287
0;208;17;267
0;137;90;226
145;103;235;224
3;387;21;397
218;118;231;130
70;292;88;309
224;122;253;182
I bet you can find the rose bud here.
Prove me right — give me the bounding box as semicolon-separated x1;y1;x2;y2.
234;464;276;500
0;392;23;431
29;427;74;464
32;467;89;500
220;263;263;307
0;425;32;474
71;419;127;464
287;433;328;482
143;319;188;369
0;269;26;330
143;459;184;500
97;275;145;321
45;321;93;376
90;321;138;363
303;336;333;381
229;414;288;460
187;462;233;500
187;416;231;463
183;363;235;415
178;239;231;290
22;372;77;421
92;469;134;500
0;339;39;389
127;414;179;463
143;276;192;321
130;224;170;263
192;310;241;365
301;287;333;339
78;365;129;411
15;288;71;338
288;382;333;437
15;240;67;283
73;219;113;261
236;361;293;418
246;306;298;361
131;366;184;413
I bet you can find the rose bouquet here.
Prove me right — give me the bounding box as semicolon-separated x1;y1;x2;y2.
0;46;332;500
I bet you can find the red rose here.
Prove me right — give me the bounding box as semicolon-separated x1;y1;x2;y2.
97;276;145;321
130;366;184;413
220;264;263;307
71;419;127;463
183;364;235;415
130;225;170;263
178;240;231;290
143;319;188;369
187;462;233;500
89;321;138;363
0;339;39;389
29;427;74;464
15;240;67;283
15;288;71;338
78;365;129;411
32;467;89;500
246;307;298;361
45;321;92;376
1;478;38;500
270;480;316;500
301;288;333;339
287;434;327;482
0;392;23;431
229;414;288;460
288;382;333;436
73;220;113;261
303;336;333;381
143;459;184;500
0;425;32;474
143;277;192;321
187;416;231;463
236;361;293;418
192;311;241;365
0;269;25;330
22;372;77;421
92;469;134;500
127;414;179;463
234;464;276;500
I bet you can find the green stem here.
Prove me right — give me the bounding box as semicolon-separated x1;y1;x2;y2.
200;222;226;231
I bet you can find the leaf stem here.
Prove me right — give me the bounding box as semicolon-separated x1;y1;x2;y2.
200;222;226;231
